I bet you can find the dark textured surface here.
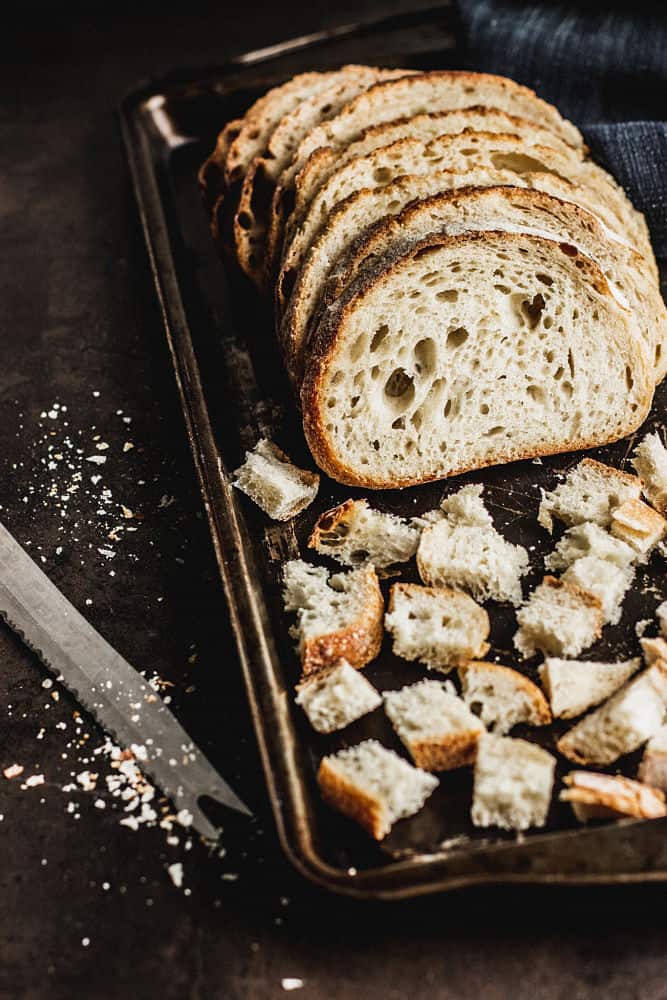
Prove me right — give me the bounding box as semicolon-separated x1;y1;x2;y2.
3;5;667;999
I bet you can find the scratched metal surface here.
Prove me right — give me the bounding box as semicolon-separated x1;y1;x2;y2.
122;8;667;895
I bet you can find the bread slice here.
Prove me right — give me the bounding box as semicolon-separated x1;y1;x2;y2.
538;656;640;719
232;438;319;520
632;431;667;515
544;521;636;572
557;661;667;765
471;733;556;830
561;770;666;821
641;636;667;666
610;498;667;557
416;485;529;605
308;498;419;569
385;583;490;672
457;661;551;733
198;117;243;207
317;739;439;839
282;560;383;675
301;233;652;489
562;555;635;625
638;726;667;790
295;659;381;733
538;458;643;533
514;576;603;659
383;679;485;770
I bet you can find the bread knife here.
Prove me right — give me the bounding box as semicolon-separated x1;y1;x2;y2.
0;521;251;837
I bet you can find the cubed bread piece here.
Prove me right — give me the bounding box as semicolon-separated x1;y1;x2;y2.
232;438;319;520
317;739;439;839
471;734;556;831
638;725;667;790
640;636;667;665
562;555;634;625
283;560;383;675
632;431;667;515
561;770;666;821
557;662;667;765
544;522;636;572
457;661;551;734
412;484;494;530
514;576;603;659
385;583;490;672
295;660;382;733
539;656;640;719
417;485;528;606
610;498;667;557
308;498;419;569
538;458;642;534
383;679;485;771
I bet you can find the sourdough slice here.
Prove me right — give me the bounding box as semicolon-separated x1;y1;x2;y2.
561;771;666;821
638;726;667;790
416;485;529;605
471;733;556;830
632;431;667;515
295;659;381;733
457;661;551;733
198;118;243;208
383;679;485;770
538;458;643;533
538;656;640;719
562;555;634;625
557;662;667;765
610;498;667;557
385;583;490;672
514;577;603;660
544;522;636;572
317;739;439;839
308;498;419;569
282;560;383;675
301;233;652;490
232;438;319;520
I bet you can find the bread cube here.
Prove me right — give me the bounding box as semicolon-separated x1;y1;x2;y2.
295;660;381;733
539;656;640;719
232;438;318;520
514;576;602;659
457;661;551;733
471;734;555;831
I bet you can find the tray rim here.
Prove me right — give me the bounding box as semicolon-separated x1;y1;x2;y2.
118;11;667;899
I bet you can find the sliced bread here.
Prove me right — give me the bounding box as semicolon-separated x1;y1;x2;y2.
638;726;667;790
610;498;667;557
385;583;490;672
301;233;652;489
632;431;667;515
544;521;636;572
198;117;243;207
557;661;667;765
562;555;634;625
295;659;382;733
561;770;666;821
317;739;439;839
308;498;419;569
457;661;551;733
471;733;556;830
514;576;603;659
232;438;319;520
538;656;640;719
538;458;643;533
282;560;383;675
383;679;485;770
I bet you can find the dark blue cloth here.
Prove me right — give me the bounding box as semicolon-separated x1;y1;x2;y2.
456;1;667;259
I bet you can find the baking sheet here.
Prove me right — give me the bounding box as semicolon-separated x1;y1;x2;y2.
120;3;667;897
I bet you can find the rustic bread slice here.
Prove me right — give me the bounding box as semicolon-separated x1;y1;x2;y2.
317;739;439;839
538;656;640;719
557;662;667;765
538;458;643;533
471;733;556;830
610;498;667;557
561;771;666;821
514;576;603;660
198;117;243;208
638;726;667;790
282;560;383;676
308;498;419;569
385;583;490;672
383;679;485;771
632;431;667;515
295;659;381;733
544;522;636;572
562;555;634;625
232;438;319;520
301;233;652;490
457;661;551;733
416;485;529;606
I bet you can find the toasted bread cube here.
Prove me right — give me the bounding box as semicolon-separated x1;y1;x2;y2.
632;431;667;515
539;657;640;719
538;458;642;533
383;679;485;771
562;555;634;624
308;498;419;569
232;438;318;520
471;734;556;831
610;498;667;557
295;660;382;733
457;661;551;734
638;726;667;790
561;770;666;821
317;740;438;839
514;576;603;659
544;521;636;572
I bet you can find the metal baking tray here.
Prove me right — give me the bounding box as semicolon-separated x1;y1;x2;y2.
120;4;667;898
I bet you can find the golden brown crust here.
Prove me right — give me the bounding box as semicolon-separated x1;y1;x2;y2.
317;757;387;839
561;770;667;820
387;582;491;663
307;499;357;551
611;497;667;548
457;660;552;726
301;565;384;676
410;730;483;771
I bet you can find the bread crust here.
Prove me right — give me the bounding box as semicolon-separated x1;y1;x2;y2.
411;731;483;771
198;118;243;207
457;660;552;726
317;756;387;839
301;232;653;489
561;770;667;820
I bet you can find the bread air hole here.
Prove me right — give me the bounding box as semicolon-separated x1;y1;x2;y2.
413;338;436;375
485;426;505;436
237;211;253;230
446;326;469;349
626;365;634;390
384;368;415;405
436;289;458;302
374;167;393;184
527;385;546;405
521;293;546;329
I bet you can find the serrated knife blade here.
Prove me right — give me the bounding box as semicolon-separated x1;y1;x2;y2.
0;521;251;837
